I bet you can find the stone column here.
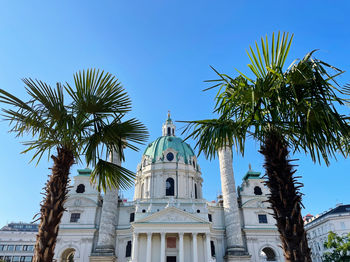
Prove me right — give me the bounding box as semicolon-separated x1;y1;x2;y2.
131;232;139;261
192;233;198;262
92;151;120;260
160;232;166;262
218;146;246;255
179;232;184;262
206;233;211;262
146;233;152;262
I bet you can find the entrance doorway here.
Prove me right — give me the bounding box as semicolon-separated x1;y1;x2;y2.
166;256;176;262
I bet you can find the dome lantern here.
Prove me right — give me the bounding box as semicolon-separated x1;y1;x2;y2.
162;111;176;136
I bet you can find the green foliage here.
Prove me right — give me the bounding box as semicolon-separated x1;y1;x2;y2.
323;231;350;262
0;69;149;191
184;32;350;164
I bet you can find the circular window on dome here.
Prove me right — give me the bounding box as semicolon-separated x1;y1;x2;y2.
166;152;174;161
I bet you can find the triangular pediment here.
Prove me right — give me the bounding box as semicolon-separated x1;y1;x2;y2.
135;207;209;224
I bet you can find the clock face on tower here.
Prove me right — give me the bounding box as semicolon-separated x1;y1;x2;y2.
166;152;174;161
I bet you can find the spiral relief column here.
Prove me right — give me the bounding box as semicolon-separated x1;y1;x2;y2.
91;151;120;262
218;146;251;261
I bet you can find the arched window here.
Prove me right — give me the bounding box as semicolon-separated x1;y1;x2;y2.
61;248;75;262
76;184;85;193
166;178;175;196
194;184;198;199
261;247;276;261
254;186;262;195
167;127;171;136
68;253;74;262
141;183;144;199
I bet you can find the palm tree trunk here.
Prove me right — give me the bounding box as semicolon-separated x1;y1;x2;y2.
260;131;311;262
33;147;74;262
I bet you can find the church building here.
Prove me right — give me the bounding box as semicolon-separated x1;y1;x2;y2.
53;115;283;262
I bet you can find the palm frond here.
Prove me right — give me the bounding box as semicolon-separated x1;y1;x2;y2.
65;69;131;116
91;159;135;191
246;32;294;79
180;118;246;159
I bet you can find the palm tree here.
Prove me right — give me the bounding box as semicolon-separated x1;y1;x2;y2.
0;69;148;262
183;33;350;262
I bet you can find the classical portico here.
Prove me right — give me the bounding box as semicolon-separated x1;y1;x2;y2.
131;207;214;262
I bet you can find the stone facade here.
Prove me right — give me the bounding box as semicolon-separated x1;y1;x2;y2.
0;223;37;262
51;115;283;262
304;204;350;262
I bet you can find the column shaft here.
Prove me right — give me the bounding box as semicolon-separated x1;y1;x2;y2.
218;146;244;250
96;151;121;251
179;233;184;262
206;233;211;262
146;233;152;262
192;233;198;262
131;233;138;261
160;233;166;262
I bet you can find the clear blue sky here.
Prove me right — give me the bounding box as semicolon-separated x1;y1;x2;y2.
0;0;349;227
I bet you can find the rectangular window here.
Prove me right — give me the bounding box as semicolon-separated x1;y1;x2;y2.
70;213;81;223
25;257;33;262
258;214;268;224
129;213;135;222
13;256;21;262
27;245;34;252
7;245;14;251
125;240;132;257
210;240;216;257
208;214;212;222
0;245;5;251
15;245;22;251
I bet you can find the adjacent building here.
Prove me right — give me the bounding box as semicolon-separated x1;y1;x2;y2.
304;204;350;262
0;223;37;262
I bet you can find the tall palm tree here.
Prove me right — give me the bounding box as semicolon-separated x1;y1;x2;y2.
183;33;350;262
0;69;148;262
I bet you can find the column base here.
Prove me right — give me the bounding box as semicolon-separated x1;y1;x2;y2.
225;254;251;262
89;255;117;262
224;246;251;261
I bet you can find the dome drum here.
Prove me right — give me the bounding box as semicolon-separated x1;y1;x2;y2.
134;116;203;201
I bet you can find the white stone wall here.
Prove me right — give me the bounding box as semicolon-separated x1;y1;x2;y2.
245;234;284;262
134;155;202;201
239;173;283;261
55;231;94;262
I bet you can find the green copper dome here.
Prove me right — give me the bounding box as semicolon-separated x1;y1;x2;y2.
143;136;195;164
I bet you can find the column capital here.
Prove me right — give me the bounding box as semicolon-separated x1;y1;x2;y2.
179;232;184;237
192;232;198;236
160;232;166;237
147;232;152;238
